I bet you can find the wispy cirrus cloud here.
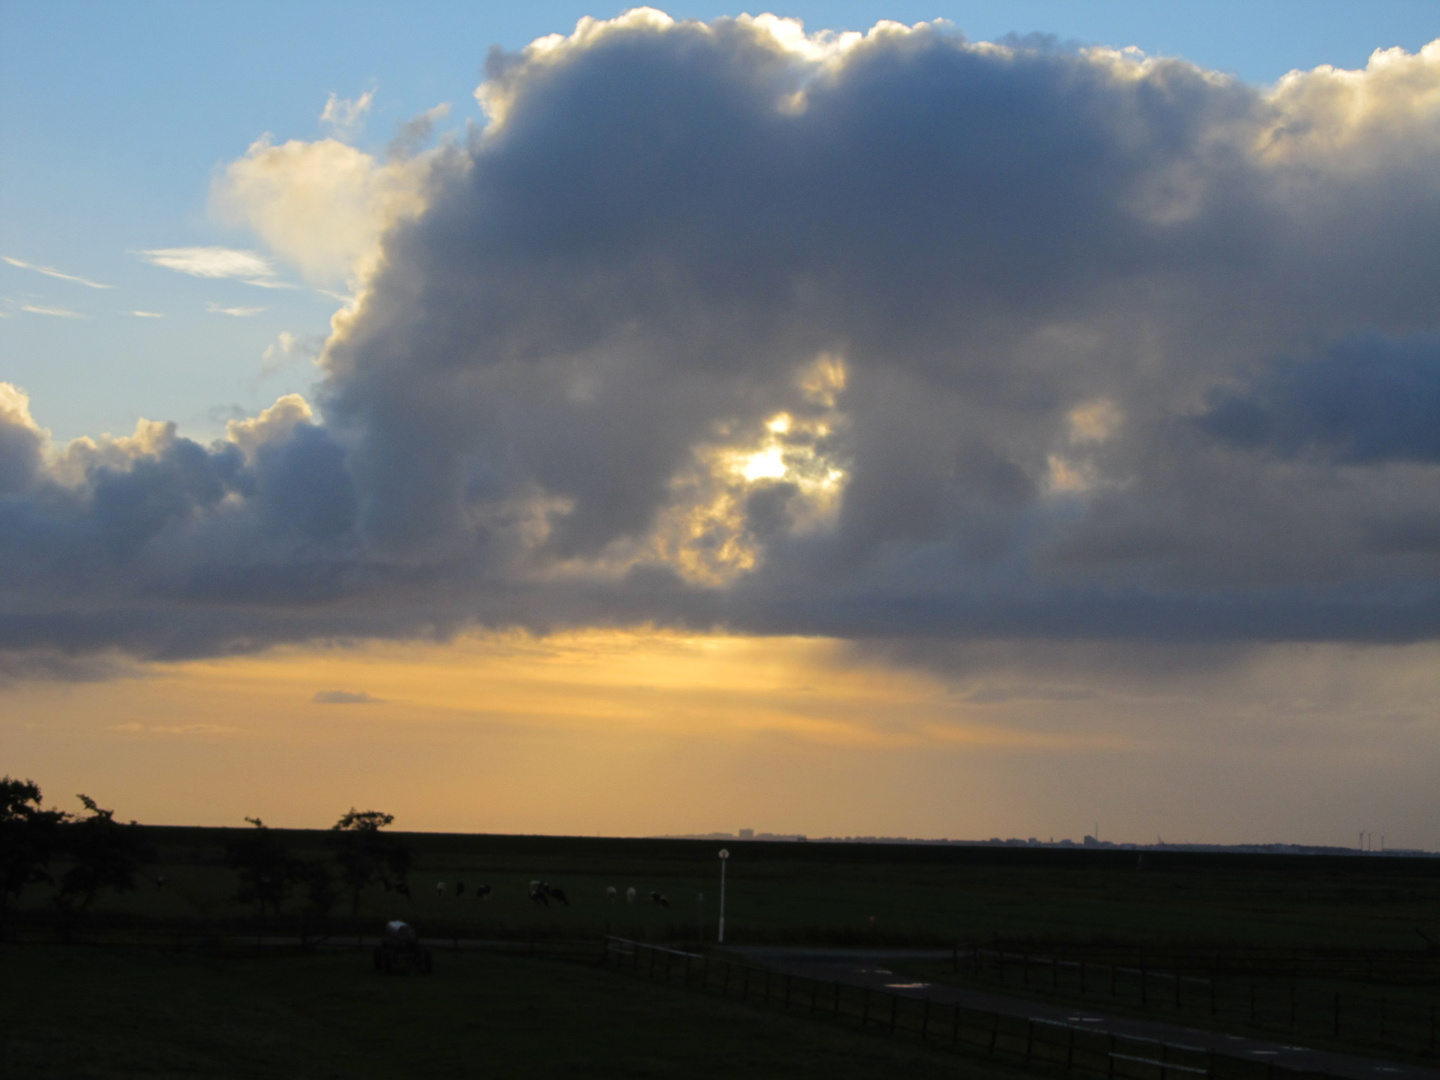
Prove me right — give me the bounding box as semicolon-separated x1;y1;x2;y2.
139;246;284;288
3;255;111;289
313;689;383;704
110;721;237;735
131;310;164;318
206;301;264;317
20;303;86;319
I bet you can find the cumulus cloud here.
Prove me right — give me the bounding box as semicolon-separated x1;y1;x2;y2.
6;14;1440;670
388;103;451;160
259;331;325;380
212;136;430;286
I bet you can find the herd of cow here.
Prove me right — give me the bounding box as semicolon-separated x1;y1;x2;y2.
421;880;671;908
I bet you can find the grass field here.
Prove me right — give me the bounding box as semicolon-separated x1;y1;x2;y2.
0;943;1033;1080
22;829;1440;951
9;831;1440;1075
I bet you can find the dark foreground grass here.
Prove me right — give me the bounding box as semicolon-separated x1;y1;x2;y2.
0;943;1033;1080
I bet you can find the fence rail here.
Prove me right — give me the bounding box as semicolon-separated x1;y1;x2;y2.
960;946;1440;1061
599;938;1339;1080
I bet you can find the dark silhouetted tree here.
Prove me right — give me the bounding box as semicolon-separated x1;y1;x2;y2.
56;794;154;918
224;817;302;924
297;859;339;946
0;777;67;936
329;808;412;927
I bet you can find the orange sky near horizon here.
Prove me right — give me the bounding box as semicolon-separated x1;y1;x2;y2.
6;630;1440;850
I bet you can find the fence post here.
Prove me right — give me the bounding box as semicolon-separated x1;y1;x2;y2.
890;993;898;1034
989;1013;1000;1055
1141;967;1148;1007
1066;1023;1076;1069
1025;1019;1035;1063
1081;959;1087;995
922;997;930;1041
1024;953;1030;989
862;987;870;1027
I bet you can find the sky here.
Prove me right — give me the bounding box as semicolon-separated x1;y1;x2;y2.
3;2;1440;847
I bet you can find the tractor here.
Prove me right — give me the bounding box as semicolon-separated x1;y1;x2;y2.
373;920;433;975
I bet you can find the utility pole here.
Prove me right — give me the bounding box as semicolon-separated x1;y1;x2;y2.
718;848;729;944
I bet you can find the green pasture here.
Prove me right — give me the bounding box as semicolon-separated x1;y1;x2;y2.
17;828;1440;953
0;943;1026;1080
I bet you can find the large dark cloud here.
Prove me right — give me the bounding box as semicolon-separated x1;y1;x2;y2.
1197;333;1440;464
6;13;1440;670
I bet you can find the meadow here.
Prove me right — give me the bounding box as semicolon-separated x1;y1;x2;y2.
6;830;1440;1076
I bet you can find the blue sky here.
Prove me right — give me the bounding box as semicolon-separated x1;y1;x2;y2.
3;2;1438;442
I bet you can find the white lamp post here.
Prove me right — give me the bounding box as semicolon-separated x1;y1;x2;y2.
717;848;729;944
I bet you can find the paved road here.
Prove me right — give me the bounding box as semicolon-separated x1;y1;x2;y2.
727;947;1440;1080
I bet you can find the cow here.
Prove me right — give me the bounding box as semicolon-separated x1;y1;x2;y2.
625;887;636;904
650;891;669;908
435;881;446;897
395;881;413;899
455;881;465;897
549;887;569;907
528;881;550;906
606;886;617;902
474;884;492;901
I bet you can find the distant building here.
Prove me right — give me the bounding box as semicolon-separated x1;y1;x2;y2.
739;828;754;839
